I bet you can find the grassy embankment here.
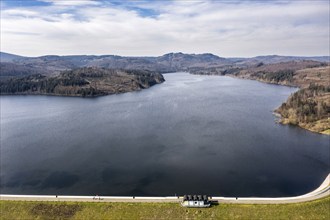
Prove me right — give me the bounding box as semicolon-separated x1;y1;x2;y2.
1;196;329;219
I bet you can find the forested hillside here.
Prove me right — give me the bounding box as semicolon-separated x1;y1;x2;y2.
0;67;165;97
275;85;330;134
1;51;329;134
190;61;330;134
235;63;330;134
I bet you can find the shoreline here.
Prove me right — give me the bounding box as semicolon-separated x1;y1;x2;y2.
228;74;329;136
2;72;328;135
277;118;330;135
1;174;329;204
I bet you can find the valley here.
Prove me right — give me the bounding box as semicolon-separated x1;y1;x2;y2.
1;51;329;134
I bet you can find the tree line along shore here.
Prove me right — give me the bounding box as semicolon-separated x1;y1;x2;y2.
237;64;330;135
190;62;330;135
0;67;165;97
1;52;329;134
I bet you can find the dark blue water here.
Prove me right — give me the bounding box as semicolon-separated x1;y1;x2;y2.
1;73;329;197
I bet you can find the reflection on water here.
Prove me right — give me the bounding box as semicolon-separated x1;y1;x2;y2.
0;73;329;196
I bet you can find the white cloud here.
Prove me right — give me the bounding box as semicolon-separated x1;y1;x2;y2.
1;0;329;57
4;9;39;17
39;0;100;6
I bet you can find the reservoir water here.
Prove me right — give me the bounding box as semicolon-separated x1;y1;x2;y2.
1;72;329;197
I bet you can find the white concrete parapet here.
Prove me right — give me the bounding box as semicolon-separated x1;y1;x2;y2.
1;174;329;204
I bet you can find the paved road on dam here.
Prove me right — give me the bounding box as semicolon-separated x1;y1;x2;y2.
1;174;329;204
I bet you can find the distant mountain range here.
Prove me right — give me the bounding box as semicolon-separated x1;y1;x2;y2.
1;51;329;134
0;51;329;77
227;55;330;65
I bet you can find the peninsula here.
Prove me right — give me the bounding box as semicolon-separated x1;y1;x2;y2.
1;52;329;134
0;67;165;97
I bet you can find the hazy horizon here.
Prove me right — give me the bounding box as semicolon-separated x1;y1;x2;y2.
1;50;330;59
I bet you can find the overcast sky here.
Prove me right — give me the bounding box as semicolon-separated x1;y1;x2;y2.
1;0;329;57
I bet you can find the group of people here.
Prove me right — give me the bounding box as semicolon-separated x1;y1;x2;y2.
93;195;101;200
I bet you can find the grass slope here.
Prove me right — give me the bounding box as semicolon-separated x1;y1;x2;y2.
1;197;329;220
